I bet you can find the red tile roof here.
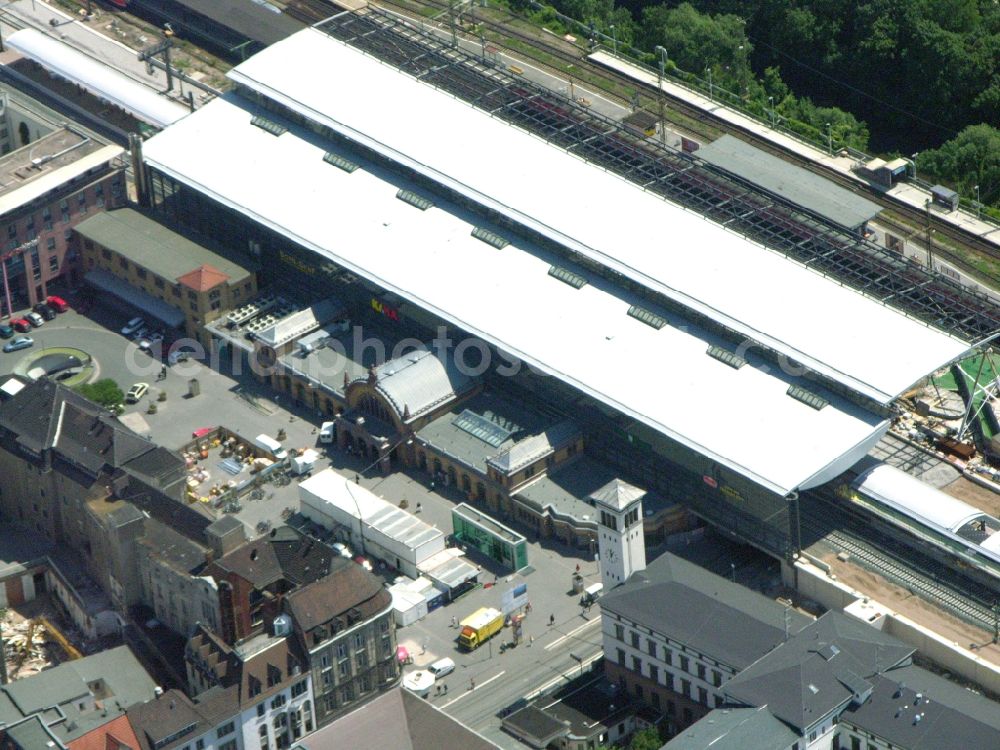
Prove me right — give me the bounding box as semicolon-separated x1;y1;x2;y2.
68;714;141;750
176;264;229;292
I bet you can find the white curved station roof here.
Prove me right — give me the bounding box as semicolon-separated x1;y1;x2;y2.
6;29;188;129
854;463;983;533
224;27;968;405
144;95;888;495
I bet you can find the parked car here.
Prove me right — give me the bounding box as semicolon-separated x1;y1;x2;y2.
0;324;13;339
353;555;373;572
45;295;68;313
168;348;192;366
32;303;56;321
332;543;352;559
25;312;44;328
125;382;149;403
121;317;146;336
130;325;151;341
12;318;31;333
3;336;33;353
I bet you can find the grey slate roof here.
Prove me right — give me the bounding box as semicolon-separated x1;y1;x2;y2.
589;478;646;511
486;419;580;474
140;519;209;574
724;611;915;733
75;208;254;287
297;686;501;750
358;348;476;423
840;673;1000;750
697;135;881;230
599;552;812;670
2;715;62;750
206;514;245;536
414;390;542;472
0;646;157;743
662;707;798;750
0;378;179;481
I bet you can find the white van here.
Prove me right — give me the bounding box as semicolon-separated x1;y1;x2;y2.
582;582;604;605
318;421;335;444
254;434;288;460
427;657;455;679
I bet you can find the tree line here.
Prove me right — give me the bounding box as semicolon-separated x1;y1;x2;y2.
506;0;999;214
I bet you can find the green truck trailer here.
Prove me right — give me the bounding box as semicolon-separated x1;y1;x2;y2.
458;607;504;650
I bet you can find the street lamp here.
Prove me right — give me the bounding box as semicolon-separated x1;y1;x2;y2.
768;96;774;128
730;563;736;583
911;153;919;181
655;45;667;147
706;67;713;101
975;184;981;219
609;24;617;56
825;122;832;155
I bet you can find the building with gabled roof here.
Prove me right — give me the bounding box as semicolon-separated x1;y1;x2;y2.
206;526;337;644
77;208;257;347
600;552;1000;749
0;646;157;750
284;558;397;727
0;378;189;628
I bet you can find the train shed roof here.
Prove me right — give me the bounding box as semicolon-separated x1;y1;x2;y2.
221;27;968;406
144;94;890;496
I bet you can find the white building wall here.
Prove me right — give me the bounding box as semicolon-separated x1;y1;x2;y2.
21;573;35;602
601;614;737;709
238;674;315;750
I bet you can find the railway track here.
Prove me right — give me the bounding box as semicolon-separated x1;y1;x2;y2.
802;487;1000;634
313;0;1000;290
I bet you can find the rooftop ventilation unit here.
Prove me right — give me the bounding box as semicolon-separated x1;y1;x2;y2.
706;345;746;370
471;226;508;249
787;384;829;410
548;265;588;289
323;152;358;173
396;189;434;211
627;305;667;330
251;116;286;137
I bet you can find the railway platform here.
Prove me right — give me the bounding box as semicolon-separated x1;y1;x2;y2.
590;50;1000;252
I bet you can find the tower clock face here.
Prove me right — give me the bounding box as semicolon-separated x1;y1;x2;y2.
607;548;616;562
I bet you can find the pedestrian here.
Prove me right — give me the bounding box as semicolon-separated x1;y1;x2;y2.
549;614;555;626
470;677;475;691
575;563;580;573
443;683;448;694
529;635;534;647
435;684;441;695
354;474;360;484
451;615;458;628
416;502;422;514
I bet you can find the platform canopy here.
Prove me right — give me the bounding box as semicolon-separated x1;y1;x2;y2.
697;135;882;230
221;27;968;406
145;96;892;495
6;29;188;129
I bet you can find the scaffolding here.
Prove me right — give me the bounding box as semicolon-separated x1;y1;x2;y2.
317;9;1000;345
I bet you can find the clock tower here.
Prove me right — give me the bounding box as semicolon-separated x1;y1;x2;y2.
591;479;647;590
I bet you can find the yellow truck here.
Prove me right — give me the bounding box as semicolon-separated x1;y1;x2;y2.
458;607;504;650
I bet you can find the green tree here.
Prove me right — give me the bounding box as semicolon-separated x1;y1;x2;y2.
638;2;751;81
76;378;124;408
917;124;1000;208
628;727;664;750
